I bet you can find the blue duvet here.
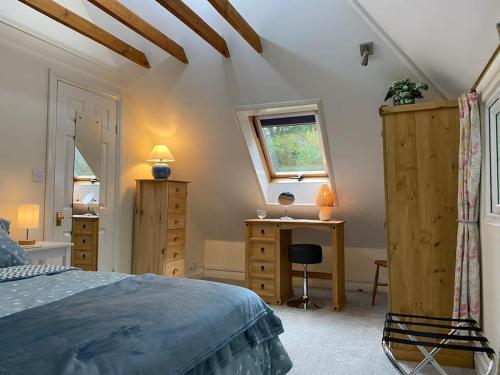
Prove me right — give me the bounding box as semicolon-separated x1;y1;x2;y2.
0;273;291;375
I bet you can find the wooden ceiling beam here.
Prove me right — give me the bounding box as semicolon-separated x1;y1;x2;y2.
18;0;150;68
207;0;262;53
155;0;230;58
87;0;188;64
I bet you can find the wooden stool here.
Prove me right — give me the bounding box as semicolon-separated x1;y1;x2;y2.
371;260;387;305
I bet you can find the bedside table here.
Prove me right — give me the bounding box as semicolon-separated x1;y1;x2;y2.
21;242;73;267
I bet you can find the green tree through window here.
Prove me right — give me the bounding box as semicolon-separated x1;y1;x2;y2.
258;115;325;176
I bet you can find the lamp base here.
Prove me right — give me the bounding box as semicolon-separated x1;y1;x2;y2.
318;207;332;221
19;239;35;245
151;163;171;179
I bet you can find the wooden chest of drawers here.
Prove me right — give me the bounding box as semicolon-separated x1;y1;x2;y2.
72;217;99;271
132;180;188;277
244;223;292;304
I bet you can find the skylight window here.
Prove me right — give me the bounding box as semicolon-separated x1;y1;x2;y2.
254;113;327;179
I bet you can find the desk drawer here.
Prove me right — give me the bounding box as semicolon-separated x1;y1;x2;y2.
250;243;275;259
167;213;185;230
164;259;185;277
250;260;275;278
250;224;275;240
250;278;275;297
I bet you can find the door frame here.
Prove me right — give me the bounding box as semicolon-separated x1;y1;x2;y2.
44;69;122;271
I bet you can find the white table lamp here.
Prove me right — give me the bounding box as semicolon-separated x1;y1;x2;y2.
17;204;39;245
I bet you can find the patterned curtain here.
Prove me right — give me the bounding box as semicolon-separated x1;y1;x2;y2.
453;92;481;321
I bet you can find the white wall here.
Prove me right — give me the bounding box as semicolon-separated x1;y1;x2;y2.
116;0;441;280
0;23;120;241
477;56;500;368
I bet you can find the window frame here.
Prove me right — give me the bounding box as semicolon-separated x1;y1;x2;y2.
252;111;329;180
488;95;500;215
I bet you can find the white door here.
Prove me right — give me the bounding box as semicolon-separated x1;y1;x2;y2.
46;79;118;271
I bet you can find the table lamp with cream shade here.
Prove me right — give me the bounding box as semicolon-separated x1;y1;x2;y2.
147;144;175;179
17;204;39;245
316;184;335;221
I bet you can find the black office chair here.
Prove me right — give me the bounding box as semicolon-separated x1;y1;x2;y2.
287;244;323;310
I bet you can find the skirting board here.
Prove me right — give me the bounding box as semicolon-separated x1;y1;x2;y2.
203;268;387;293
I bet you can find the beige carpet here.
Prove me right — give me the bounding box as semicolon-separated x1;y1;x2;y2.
273;288;476;375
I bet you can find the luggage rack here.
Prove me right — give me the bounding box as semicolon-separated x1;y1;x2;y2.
382;312;496;375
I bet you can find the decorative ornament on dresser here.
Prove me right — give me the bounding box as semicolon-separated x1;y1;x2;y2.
278;192;295;220
384;79;428;105
147;144;175;179
316;184;335;221
17;204;39;245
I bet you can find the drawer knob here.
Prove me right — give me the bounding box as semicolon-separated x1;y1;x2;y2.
260;283;265;290
260;229;265;235
173;268;178;275
260;247;264;253
175;204;180;209
82;224;86;229
173;252;178;258
173;237;178;241
260;265;265;271
175;220;179;224
82;239;86;244
161;248;165;254
176;188;180;193
82;254;86;259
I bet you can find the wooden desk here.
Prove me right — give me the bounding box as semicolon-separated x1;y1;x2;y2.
244;219;346;311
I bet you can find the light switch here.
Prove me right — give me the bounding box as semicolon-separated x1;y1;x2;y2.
32;167;44;183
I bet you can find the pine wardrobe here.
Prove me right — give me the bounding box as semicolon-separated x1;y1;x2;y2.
380;100;471;367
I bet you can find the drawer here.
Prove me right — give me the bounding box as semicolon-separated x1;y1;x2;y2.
167;213;185;229
73;219;96;234
73;234;94;249
164;259;185;277
250;260;275;278
169;182;187;197
74;250;93;265
250;243;275;259
167;229;185;245
164;244;185;262
168;197;186;214
250;278;275;297
250;224;275;240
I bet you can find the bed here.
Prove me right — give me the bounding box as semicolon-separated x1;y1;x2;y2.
0;221;292;375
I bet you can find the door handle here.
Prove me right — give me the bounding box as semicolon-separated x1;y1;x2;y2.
55;212;65;226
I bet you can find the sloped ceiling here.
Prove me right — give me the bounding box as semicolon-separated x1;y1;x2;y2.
0;0;498;254
356;0;500;98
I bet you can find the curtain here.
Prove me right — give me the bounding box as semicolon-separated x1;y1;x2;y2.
453;92;481;321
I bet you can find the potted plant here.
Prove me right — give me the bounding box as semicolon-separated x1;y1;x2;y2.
384;79;429;105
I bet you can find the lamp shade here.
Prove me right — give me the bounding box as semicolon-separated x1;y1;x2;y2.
17;204;39;229
146;145;175;162
316;184;335;207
